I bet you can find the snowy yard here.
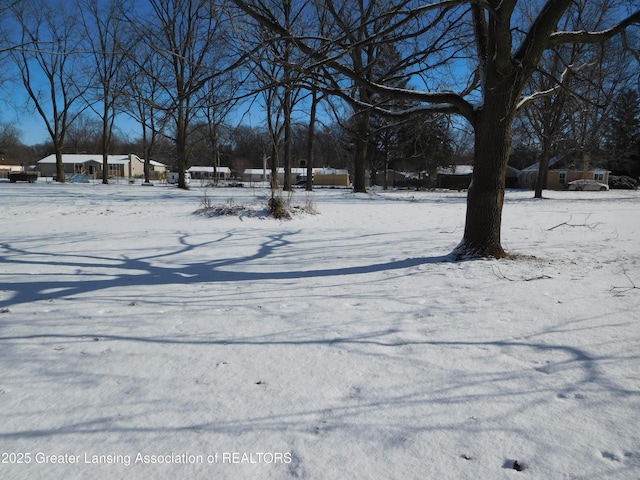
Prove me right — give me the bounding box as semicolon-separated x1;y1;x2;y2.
1;180;639;479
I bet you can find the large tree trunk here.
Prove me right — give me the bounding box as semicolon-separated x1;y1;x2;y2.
353;135;367;192
534;144;551;199
177;150;188;189
102;155;109;184
454;88;515;259
142;130;152;184
270;144;279;190
176;103;189;190
306;86;317;192
144;158;150;184
352;111;369;193
55;148;65;183
102;105;110;184
283;92;292;191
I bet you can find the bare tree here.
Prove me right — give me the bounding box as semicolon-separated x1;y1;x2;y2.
231;0;312;191
516;1;639;165
255;46;286;189
518;38;576;198
9;0;89;182
605;88;640;178
233;0;640;258
79;0;132;184
305;77;321;191
196;74;240;184
121;40;170;183
0;122;22;152
456;1;638;258
317;0;426;193
137;0;232;189
64;113;102;153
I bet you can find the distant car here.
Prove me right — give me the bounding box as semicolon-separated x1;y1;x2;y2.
567;179;609;191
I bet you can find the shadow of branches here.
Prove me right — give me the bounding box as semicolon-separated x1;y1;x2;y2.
0;230;452;310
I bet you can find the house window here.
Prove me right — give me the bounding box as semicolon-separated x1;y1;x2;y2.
594;172;604;181
108;164;124;177
559;172;566;184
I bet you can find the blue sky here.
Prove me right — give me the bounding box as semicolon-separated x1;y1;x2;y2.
4;0;635;148
0;92;50;146
0;86;148;147
0;91;257;147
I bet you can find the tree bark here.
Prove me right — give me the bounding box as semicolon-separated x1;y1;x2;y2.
455;126;510;259
55;149;65;183
176;103;189;189
454;77;516;259
283;89;293;191
102;106;110;185
534;143;550;198
306;84;318;192
353;112;369;193
352;85;370;193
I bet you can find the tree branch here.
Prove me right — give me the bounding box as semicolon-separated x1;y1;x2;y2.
513;0;573;74
471;2;488;86
230;0;476;122
515;61;594;112
610;268;639;297
549;10;640;45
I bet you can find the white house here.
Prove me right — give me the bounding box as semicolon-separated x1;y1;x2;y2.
243;168;272;184
242;167;350;187
37;154;167;180
243;167;322;185
187;165;232;180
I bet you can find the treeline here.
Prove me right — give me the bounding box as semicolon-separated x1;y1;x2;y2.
0;0;638;192
0;114;458;182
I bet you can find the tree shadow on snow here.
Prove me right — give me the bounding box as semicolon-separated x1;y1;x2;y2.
0;230;454;309
0;328;637;445
2;228;637;463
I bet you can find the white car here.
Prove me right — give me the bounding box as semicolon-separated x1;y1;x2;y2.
567;179;609;191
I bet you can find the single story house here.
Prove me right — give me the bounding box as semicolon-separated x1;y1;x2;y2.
188;166;232;180
244;167;313;185
519;154;609;190
243;167;350;187
37;154;167;180
436;165;473;189
0;158;25;178
243;167;320;185
368;169;417;188
504;165;521;188
243;168;273;184
435;164;520;189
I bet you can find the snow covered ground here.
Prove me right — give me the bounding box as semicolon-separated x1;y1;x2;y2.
1;180;639;480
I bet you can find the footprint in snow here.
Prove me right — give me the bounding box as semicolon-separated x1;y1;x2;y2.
557;392;587;400
601;451;640;465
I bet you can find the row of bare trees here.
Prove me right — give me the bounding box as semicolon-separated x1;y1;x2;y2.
1;0;638;258
1;0;458;189
1;0;240;188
